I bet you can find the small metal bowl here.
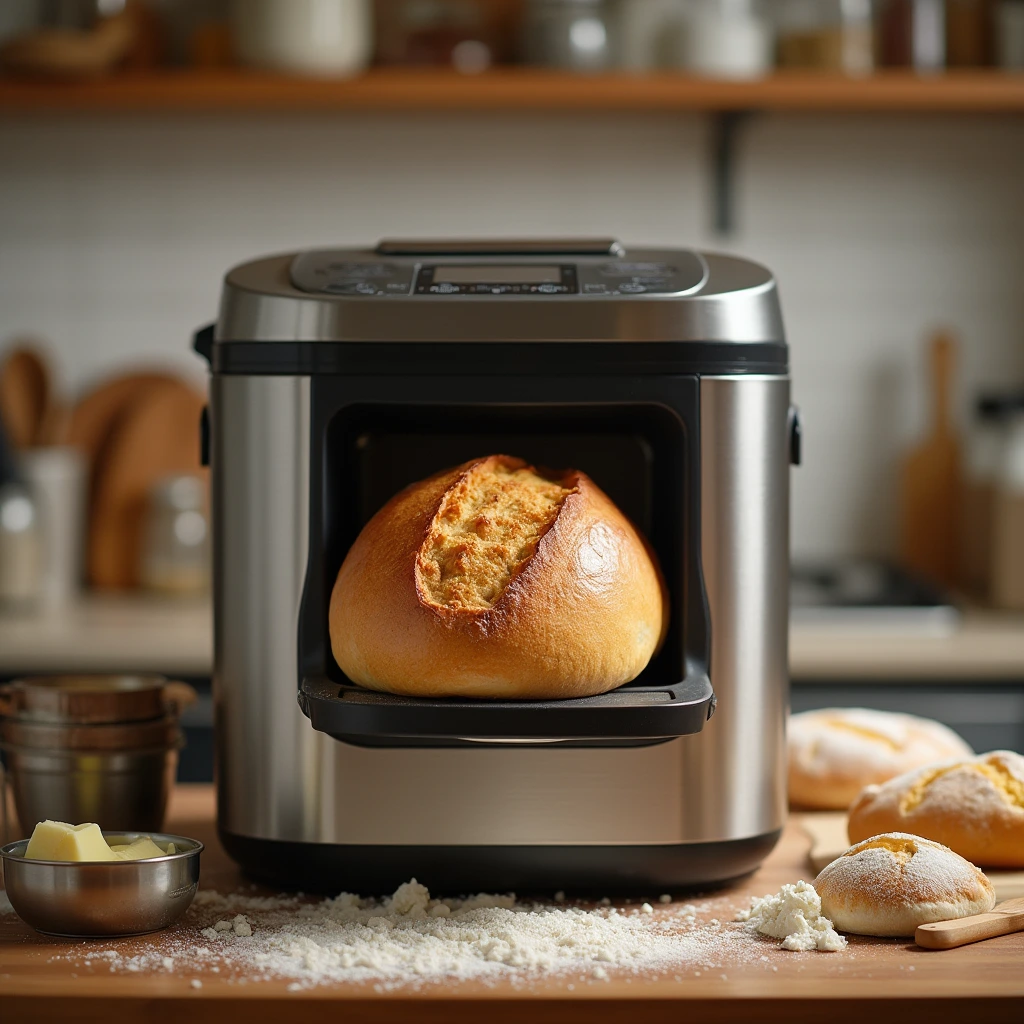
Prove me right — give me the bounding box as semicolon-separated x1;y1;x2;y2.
0;831;203;938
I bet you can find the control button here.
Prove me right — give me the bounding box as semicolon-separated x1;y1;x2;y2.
537;284;561;294
619;282;647;293
355;282;378;295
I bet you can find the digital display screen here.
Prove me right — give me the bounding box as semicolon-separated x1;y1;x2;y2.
432;265;562;285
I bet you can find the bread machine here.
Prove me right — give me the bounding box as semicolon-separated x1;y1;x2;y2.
193;238;799;892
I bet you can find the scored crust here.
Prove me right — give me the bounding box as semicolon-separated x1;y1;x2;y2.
329;455;667;699
415;457;577;612
815;832;995;937
847;750;1024;867
788;708;973;810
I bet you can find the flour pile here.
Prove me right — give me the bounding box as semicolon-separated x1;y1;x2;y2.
38;878;779;990
183;880;740;988
736;881;847;952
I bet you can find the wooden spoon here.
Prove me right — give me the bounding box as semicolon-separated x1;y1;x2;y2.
916;897;1024;950
0;345;52;449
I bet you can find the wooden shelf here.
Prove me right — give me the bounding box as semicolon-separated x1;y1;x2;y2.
2;68;1024;114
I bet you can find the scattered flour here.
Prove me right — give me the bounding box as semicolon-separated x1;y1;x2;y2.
24;878;855;990
38;879;772;990
736;881;847;952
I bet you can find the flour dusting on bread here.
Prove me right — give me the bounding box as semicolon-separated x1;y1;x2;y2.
814;832;995;937
848;750;1024;867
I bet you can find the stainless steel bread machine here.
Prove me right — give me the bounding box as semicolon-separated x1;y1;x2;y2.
193;238;799;892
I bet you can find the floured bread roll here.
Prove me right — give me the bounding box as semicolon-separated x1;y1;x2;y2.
329;455;667;699
815;833;995;937
848;750;1024;867
788;708;972;810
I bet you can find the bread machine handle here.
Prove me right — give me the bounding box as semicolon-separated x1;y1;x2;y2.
375;239;624;256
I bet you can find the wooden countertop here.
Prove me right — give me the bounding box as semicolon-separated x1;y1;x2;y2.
2;595;1024;681
1;786;1022;1022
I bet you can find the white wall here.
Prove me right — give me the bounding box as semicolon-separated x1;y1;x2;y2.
1;111;1022;559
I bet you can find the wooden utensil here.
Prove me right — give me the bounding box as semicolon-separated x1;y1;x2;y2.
88;379;206;589
0;344;52;449
797;811;1024;900
898;330;961;586
68;371;178;468
916;897;1024;949
0;3;138;78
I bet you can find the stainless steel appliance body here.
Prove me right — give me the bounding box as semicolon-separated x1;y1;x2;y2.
197;240;795;891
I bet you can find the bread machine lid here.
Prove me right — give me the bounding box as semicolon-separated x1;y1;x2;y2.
214;240;786;346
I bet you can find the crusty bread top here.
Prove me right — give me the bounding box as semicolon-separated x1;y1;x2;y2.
787;708;973;810
415;456;576;612
789;708;972;777
815;832;994;914
852;750;1024;823
898;751;1024;814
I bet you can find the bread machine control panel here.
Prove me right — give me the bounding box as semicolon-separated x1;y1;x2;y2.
289;250;707;297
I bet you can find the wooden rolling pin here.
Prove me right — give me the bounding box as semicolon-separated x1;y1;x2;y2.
916;897;1024;949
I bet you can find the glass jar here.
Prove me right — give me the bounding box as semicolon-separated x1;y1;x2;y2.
773;0;875;73
139;475;210;596
991;397;1024;609
877;0;946;70
680;0;773;79
524;0;615;72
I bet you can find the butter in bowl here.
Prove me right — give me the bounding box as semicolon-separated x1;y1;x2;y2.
1;819;202;938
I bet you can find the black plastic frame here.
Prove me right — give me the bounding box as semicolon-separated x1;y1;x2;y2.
206;338;787;377
294;372;712;747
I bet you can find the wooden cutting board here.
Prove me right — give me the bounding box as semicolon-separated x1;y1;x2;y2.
88;378;206;589
68;371;179;467
797;811;1024;900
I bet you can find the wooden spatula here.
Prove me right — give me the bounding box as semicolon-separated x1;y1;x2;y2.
916;897;1024;949
898;330;961;587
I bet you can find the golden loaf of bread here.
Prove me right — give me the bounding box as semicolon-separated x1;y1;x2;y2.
815;832;995;937
847;750;1024;867
329;455;668;699
788;708;973;810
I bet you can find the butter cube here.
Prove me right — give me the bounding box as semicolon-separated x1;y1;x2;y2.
24;820;116;862
111;836;168;861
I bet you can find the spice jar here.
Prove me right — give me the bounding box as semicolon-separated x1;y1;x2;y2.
774;0;875;74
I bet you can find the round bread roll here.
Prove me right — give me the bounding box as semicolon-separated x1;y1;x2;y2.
815;832;995;937
848;750;1024;868
788;708;973;810
329;455;667;699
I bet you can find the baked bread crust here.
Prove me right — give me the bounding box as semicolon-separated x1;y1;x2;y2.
788;708;973;810
815;832;995;937
847;750;1024;867
329;455;667;699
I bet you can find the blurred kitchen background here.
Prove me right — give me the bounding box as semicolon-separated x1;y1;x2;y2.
1;0;1024;780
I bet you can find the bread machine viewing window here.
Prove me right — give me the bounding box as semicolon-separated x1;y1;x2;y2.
196;239;795;891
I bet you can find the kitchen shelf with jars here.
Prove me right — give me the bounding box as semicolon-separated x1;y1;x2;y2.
1;0;1023;115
